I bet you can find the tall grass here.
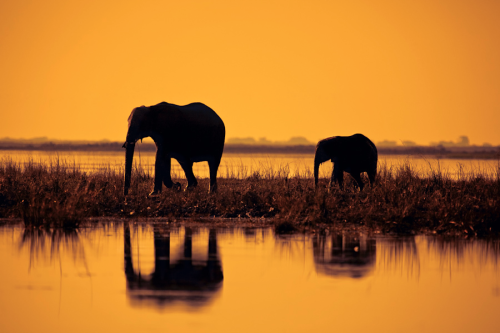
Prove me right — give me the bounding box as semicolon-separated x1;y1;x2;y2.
0;157;498;235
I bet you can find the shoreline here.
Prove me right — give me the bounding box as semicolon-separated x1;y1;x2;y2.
0;142;499;159
0;159;498;236
0;217;483;238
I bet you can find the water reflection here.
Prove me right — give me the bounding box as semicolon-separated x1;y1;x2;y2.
1;224;499;332
124;224;223;309
312;232;376;278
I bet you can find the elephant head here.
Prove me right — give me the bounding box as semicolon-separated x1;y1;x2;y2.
123;106;150;196
314;142;333;187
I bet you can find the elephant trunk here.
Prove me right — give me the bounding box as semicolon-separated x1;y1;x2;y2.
124;142;136;195
314;156;320;188
314;145;328;188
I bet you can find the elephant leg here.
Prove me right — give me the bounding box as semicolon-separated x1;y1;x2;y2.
351;172;364;191
179;161;198;189
162;155;173;188
161;157;180;189
152;149;166;195
208;157;221;193
331;163;344;189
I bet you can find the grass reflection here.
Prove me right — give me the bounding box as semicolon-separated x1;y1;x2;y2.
377;236;500;279
377;237;421;278
426;237;500;271
19;227;89;269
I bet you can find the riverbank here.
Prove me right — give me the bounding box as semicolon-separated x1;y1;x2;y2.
0;159;498;236
1;140;499;159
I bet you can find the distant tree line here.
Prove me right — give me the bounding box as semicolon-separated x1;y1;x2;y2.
0;138;498;158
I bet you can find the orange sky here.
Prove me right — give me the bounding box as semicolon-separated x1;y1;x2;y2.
1;0;499;145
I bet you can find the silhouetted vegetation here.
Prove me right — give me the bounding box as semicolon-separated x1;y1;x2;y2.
0;158;499;235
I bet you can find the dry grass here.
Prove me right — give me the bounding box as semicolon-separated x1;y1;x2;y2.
0;157;499;236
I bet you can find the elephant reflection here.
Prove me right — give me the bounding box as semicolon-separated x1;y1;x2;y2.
124;225;223;308
312;233;376;278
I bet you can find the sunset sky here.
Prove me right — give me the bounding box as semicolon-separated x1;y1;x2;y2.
1;0;499;145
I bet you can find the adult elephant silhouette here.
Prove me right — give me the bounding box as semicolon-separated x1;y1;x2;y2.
314;134;377;190
123;102;225;195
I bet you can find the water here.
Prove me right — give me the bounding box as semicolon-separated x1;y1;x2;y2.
1;150;498;179
0;223;498;333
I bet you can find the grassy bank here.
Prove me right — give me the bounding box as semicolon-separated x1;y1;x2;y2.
0;158;499;236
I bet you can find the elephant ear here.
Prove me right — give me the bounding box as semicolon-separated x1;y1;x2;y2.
128;105;150;127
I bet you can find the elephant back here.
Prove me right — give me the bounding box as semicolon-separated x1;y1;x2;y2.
150;102;225;158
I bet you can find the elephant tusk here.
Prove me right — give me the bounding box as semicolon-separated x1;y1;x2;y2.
122;141;136;148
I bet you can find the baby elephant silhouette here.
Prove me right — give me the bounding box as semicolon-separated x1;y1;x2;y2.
314;134;378;190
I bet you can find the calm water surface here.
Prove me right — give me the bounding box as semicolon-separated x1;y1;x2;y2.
0;223;498;333
1;150;498;179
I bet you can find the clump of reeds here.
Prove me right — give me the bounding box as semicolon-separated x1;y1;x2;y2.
0;157;126;227
0;157;499;236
